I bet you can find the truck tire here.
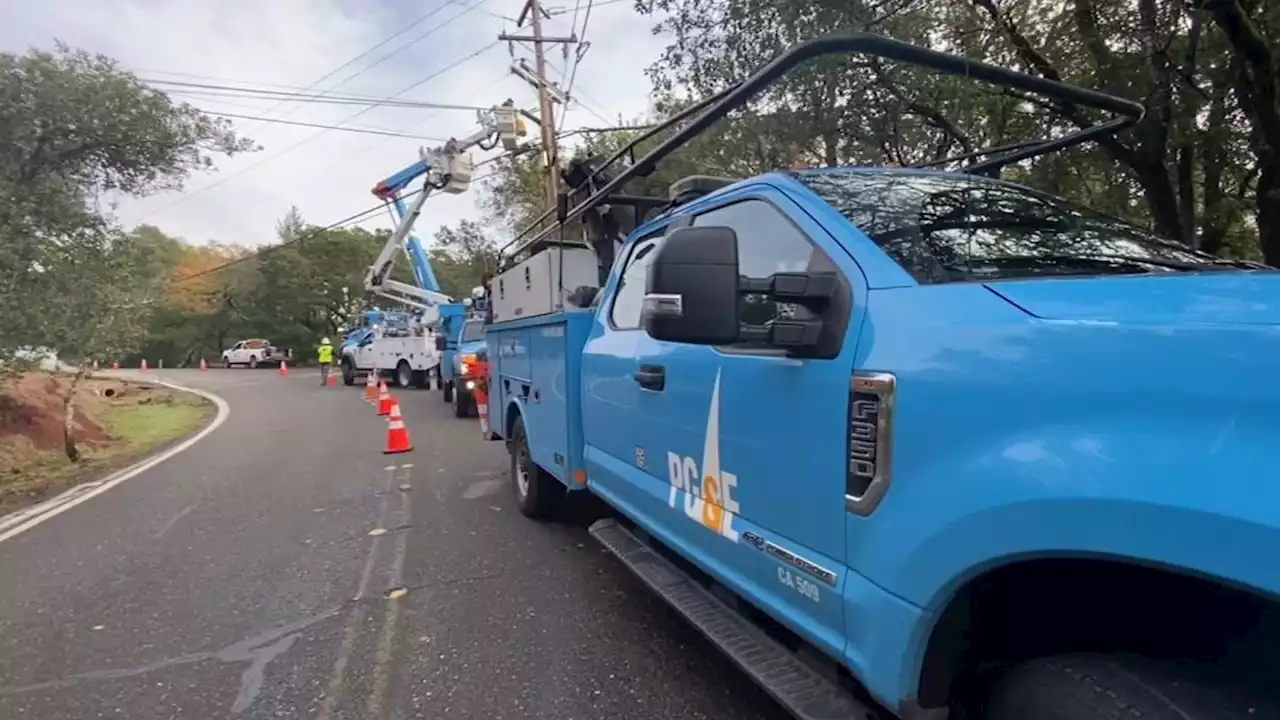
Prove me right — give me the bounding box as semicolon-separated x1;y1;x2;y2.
453;384;472;418
442;381;453;403
394;360;413;388
413;369;430;389
223;357;231;369
248;355;259;369
983;654;1272;720
509;415;564;518
341;358;356;386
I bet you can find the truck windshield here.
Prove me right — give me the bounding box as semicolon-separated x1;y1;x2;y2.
460;320;485;343
794;170;1242;283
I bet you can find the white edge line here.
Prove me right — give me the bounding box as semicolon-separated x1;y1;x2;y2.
0;378;230;545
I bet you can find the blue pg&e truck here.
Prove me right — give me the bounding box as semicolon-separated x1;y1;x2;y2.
436;301;488;417
484;34;1280;720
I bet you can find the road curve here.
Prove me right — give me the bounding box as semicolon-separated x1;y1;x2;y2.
0;368;791;719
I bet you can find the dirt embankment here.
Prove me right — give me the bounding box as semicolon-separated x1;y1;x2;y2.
0;374;213;514
0;374;110;457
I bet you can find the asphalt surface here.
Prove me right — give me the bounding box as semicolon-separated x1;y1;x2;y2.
0;368;792;720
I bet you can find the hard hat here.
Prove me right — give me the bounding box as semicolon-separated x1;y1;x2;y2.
321;337;330;344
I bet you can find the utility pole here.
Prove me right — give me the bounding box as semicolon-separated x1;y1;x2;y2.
500;1;576;206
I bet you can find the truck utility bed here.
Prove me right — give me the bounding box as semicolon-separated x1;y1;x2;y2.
486;310;593;486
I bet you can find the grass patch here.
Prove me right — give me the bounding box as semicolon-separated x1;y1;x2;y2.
0;377;215;516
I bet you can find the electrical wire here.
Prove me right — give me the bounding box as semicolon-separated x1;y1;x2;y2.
134;40;503;223
165;117;648;286
169;137;530;286
558;0;594;129
200;0;480;136
146;79;497;112
198;110;452;141
169;189;424;285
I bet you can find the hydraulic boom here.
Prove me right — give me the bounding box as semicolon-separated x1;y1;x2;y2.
365;102;525;316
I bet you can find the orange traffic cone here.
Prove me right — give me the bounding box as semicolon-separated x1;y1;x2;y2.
377;385;393;416
364;371;378;402
91;359;99;371
474;385;490;438
326;372;336;387
383;401;412;454
278;360;288;376
140;359;148;372
111;361;119;371
199;358;208;371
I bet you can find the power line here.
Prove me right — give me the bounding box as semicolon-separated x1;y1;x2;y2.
169;138;532;286
169;192;421;285
134;40;503;222
202;1;472;136
147;79;498;112
307;0;496;105
559;0;595;129
198;110;452;141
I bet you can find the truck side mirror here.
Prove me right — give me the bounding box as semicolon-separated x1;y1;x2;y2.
642;226;741;346
434;336;447;351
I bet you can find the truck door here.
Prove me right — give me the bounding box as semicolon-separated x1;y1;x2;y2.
580;229;668;493
630;189;865;660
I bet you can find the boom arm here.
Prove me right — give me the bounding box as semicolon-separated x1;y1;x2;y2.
365;103;525;311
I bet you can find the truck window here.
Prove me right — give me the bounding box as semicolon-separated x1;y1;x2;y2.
460;320;485;343
794;170;1227;283
609;233;666;329
690;199;819;341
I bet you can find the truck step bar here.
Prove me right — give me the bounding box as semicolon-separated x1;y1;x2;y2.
588;518;881;720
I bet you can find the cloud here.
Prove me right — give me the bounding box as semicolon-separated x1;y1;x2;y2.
1;0;667;248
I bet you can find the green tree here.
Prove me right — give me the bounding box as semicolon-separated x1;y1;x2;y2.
0;43;256;458
429;219;500;298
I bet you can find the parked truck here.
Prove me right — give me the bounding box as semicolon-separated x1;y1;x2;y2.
435;298;488;417
220;339;290;369
482;33;1279;720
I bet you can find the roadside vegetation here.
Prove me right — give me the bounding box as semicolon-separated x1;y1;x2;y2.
0;374;213;516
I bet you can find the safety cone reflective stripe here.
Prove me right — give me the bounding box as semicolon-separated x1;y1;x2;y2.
474;386;490;438
383;402;412;454
377;386;393;416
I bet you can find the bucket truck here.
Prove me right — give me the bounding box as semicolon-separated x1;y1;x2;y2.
340;103;525;389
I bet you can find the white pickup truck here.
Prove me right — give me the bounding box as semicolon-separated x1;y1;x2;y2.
220;339;290;369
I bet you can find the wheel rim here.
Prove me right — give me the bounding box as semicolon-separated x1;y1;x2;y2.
515;442;530;498
399;366;410;386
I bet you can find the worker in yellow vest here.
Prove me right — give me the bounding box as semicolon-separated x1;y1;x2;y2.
317;337;334;386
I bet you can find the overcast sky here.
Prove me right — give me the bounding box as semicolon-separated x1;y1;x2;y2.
3;0;667;248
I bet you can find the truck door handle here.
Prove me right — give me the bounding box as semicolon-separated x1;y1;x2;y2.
633;364;666;391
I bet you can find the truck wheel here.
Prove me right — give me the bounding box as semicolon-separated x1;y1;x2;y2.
248;355;259;369
509;415;563;518
453;384;472;418
413;369;430;389
983;654;1271;720
222;358;231;369
341;359;356;386
442;381;453;403
394;360;413;388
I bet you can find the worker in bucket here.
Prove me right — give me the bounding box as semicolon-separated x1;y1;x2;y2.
317;337;334;386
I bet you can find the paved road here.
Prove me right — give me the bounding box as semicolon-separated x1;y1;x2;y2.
0;368;791;719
